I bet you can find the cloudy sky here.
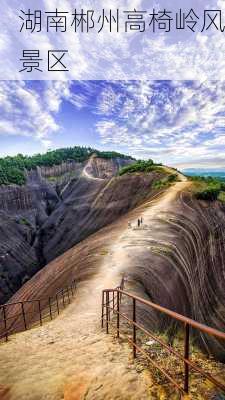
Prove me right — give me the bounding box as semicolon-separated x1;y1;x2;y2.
1;80;225;170
1;1;225;170
1;0;225;80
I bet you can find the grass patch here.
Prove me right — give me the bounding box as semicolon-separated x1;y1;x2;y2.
99;249;109;256
119;159;163;176
18;218;31;226
47;176;58;182
152;174;178;190
189;176;225;202
218;191;225;203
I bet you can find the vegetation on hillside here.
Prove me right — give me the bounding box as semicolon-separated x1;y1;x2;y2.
119;160;179;191
152;174;178;189
0;147;134;186
17;217;32;227
119;159;163;176
189;176;225;202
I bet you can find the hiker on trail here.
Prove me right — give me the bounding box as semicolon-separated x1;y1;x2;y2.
138;219;141;227
140;217;143;225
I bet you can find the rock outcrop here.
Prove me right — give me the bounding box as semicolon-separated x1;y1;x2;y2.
3;178;225;361
39;171;163;264
0;168;59;304
83;156;130;179
0;156;136;303
124;190;225;361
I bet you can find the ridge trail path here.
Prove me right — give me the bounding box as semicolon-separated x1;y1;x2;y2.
0;176;190;400
82;156;104;181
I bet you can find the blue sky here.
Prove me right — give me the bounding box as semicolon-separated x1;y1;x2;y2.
1;80;225;170
1;2;225;169
1;0;225;80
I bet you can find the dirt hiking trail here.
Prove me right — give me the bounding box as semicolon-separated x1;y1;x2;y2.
0;177;190;400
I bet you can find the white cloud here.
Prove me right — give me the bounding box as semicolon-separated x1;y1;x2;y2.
1;0;225;80
0;81;62;146
1;79;225;169
94;80;225;168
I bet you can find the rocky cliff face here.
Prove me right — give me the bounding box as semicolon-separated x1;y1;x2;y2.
0;168;59;219
6;182;225;361
0;156;135;303
126;191;225;361
83;156;131;179
0;167;60;304
38;171;164;264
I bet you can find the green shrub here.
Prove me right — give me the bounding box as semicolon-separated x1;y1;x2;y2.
18;218;31;226
218;191;225;203
167;174;177;183
119;159;160;176
152;174;178;190
152;180;167;189
0;166;25;185
196;187;220;201
194;178;225;202
0;147;134;186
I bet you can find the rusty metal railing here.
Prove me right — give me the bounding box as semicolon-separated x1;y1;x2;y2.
0;279;76;342
102;282;225;396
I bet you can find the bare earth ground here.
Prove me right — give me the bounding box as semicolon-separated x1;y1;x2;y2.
0;177;196;400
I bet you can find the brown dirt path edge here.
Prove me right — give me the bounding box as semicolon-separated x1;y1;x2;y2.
0;178;191;400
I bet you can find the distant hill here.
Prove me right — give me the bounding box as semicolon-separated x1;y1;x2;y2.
182;169;225;180
0;146;134;185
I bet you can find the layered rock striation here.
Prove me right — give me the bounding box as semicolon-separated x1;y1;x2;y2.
4;178;225;360
0;156;137;303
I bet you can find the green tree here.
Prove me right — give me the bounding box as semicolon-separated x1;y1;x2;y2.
0;147;134;185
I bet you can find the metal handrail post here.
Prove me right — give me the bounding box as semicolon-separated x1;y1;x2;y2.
3;306;8;342
106;291;109;334
49;297;52;320
56;294;60;315
133;298;137;358
101;291;105;328
38;300;42;326
117;290;120;338
184;323;190;393
21;302;27;330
